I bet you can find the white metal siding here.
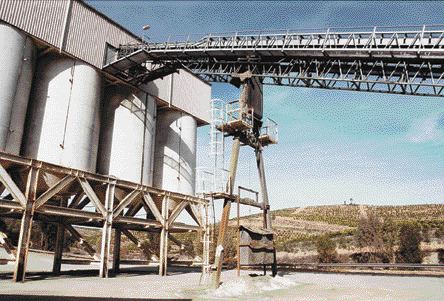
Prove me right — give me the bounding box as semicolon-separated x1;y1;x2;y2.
65;1;136;67
171;71;211;123
0;0;136;68
0;0;210;123
0;0;66;47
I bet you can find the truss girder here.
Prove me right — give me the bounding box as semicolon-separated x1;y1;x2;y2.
182;58;444;96
107;26;444;97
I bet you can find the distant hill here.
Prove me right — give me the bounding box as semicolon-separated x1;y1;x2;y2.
228;204;444;263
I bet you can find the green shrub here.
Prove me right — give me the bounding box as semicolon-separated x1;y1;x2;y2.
396;222;423;263
316;235;338;263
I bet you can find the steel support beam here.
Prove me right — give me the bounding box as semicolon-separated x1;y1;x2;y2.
13;166;39;282
212;136;241;288
159;196;169;276
112;228;121;274
65;224;99;259
99;183;115;278
256;148;272;230
52;199;68;274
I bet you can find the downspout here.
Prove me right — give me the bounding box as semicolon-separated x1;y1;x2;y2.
59;0;74;53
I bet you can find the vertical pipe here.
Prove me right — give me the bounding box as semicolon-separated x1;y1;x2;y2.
13;166;39;282
59;0;73;53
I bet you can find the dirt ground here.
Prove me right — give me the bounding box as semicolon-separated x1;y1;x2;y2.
0;251;444;300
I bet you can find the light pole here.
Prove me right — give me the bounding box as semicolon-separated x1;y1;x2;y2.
142;24;151;43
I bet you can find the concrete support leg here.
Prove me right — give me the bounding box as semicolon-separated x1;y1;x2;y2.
112;229;121;274
13;167;39;282
99;183;115;278
159;197;169;276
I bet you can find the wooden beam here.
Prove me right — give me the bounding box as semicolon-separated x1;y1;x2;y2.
78;178;106;216
99;183;115;278
142;193;163;224
35;175;75;209
0;162;27;208
13;167;39;282
113;190;140;218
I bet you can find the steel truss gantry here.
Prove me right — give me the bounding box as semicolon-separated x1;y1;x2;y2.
0;151;209;282
105;24;444;97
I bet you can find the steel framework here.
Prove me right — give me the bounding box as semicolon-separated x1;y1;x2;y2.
105;25;444;97
0;151;208;281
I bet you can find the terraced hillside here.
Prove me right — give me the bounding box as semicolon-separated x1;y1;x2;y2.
229;204;444;263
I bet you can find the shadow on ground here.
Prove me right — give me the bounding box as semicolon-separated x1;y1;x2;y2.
0;265;201;281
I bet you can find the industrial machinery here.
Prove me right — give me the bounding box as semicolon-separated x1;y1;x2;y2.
105;24;444;287
1;1;444;288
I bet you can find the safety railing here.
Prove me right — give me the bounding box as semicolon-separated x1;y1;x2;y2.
260;118;278;145
130;24;444;53
225;100;254;129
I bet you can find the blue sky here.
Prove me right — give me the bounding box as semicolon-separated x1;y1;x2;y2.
88;1;444;212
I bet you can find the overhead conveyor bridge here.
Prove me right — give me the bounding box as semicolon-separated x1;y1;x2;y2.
104;24;444;97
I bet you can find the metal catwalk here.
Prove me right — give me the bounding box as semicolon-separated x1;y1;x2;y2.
105;24;444;96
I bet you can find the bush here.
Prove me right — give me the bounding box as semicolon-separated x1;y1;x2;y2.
435;224;444;239
437;249;444;264
396;222;423;263
316;235;338;263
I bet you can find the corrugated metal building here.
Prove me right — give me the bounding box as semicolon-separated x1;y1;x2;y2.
0;0;211;123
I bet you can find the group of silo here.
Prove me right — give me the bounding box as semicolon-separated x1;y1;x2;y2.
0;23;197;201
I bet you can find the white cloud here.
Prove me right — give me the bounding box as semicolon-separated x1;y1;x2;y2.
407;114;443;143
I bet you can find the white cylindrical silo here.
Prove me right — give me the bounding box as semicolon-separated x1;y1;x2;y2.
23;53;101;173
153;110;197;197
97;86;156;185
0;23;35;154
